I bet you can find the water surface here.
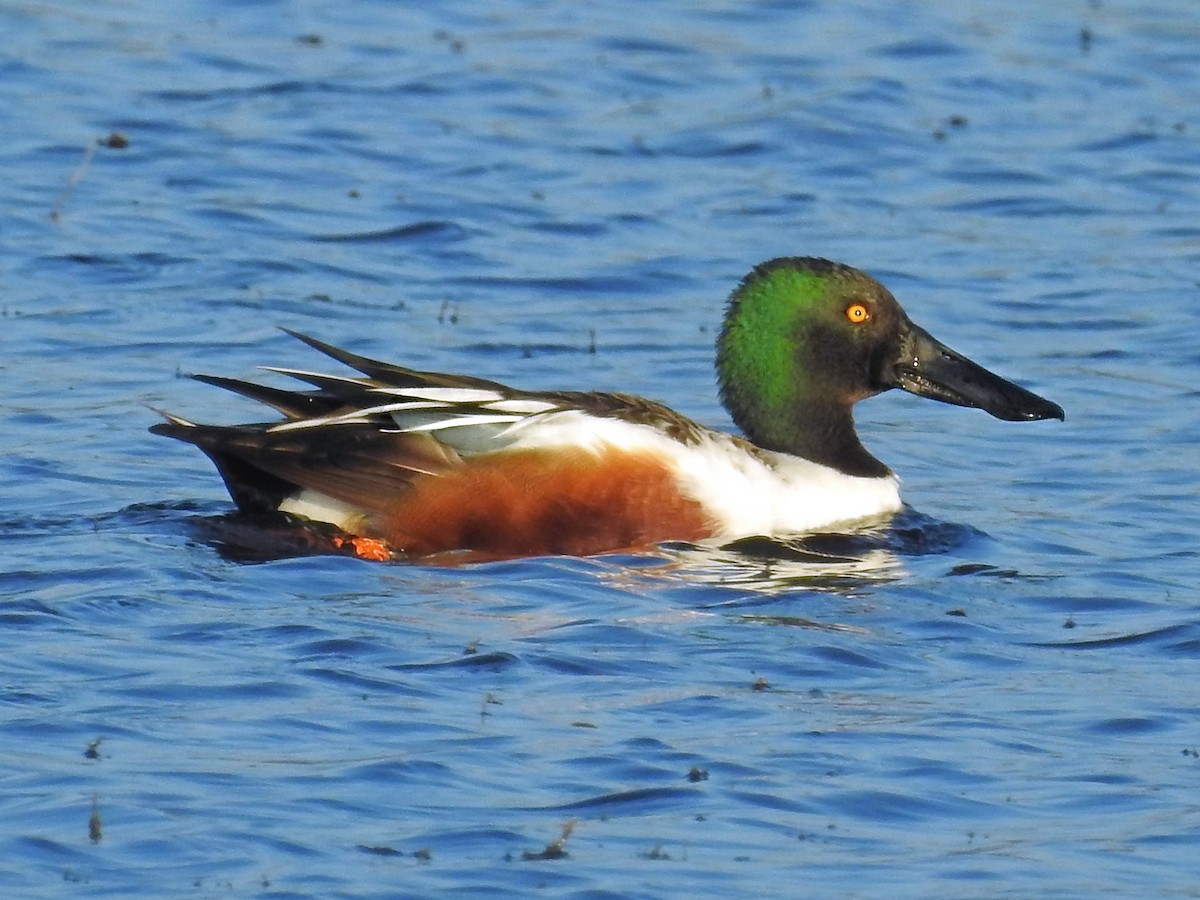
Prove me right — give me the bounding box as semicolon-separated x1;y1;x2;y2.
3;1;1200;896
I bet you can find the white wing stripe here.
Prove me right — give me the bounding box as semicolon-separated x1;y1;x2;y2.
268;416;373;433
482;399;558;414
259;366;367;385
373;387;506;403
400;414;524;433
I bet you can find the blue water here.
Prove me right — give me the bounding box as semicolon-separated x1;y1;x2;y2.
3;0;1200;896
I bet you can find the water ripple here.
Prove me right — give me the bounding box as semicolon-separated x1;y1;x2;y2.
4;0;1198;896
309;220;469;243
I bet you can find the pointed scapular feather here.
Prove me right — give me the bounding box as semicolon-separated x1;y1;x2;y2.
191;373;341;419
281;328;512;391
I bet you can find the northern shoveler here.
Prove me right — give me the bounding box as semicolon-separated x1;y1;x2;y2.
152;257;1063;562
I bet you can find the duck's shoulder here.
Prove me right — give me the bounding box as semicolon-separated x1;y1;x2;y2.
531;390;711;446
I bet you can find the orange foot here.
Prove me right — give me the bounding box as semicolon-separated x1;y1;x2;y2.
331;534;393;562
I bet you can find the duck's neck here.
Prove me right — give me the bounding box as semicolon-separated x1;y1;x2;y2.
736;399;890;479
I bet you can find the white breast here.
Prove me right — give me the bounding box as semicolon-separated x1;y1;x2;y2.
671;437;902;539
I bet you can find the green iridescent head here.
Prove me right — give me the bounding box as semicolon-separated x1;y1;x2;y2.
716;257;1063;477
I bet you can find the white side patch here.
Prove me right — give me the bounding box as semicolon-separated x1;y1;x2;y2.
278;490;365;531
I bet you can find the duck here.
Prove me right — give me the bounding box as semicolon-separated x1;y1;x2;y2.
152;257;1063;562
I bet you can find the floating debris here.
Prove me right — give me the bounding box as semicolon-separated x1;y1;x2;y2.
89;796;102;844
357;844;402;857
522;821;575;861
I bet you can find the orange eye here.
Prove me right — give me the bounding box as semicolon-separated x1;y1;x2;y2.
845;303;870;324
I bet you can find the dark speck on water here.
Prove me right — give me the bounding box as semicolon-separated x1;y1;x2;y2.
2;0;1198;896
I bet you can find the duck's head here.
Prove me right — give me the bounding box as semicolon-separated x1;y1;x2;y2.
716;257;1064;477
